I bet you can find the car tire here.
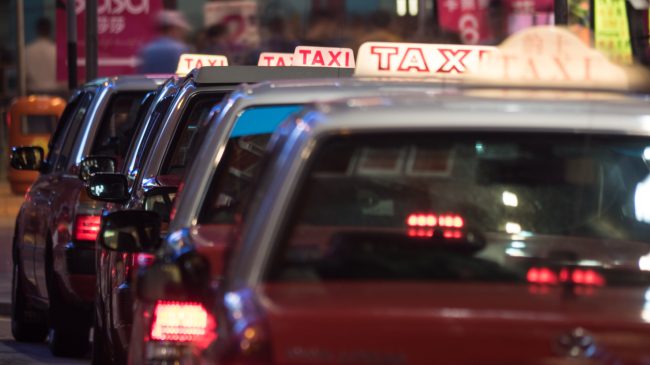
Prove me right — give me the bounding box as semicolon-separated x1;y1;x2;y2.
91;310;112;365
11;260;48;342
48;291;91;358
46;237;91;358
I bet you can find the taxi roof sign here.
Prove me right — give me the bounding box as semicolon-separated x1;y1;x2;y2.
258;52;294;67
176;54;228;75
292;46;355;68
472;26;634;89
354;42;496;78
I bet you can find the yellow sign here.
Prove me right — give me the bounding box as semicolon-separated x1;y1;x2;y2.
594;0;633;64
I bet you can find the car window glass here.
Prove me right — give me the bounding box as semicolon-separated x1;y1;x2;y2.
160;93;224;177
90;92;147;168
53;92;94;172
197;105;302;224
126;94;175;186
44;95;80;170
120;90;156;175
267;132;650;286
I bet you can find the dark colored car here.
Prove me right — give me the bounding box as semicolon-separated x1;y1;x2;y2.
9;75;165;357
87;66;353;365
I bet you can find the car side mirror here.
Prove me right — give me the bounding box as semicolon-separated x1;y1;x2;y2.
86;173;130;203
79;155;116;182
144;187;178;224
10;146;44;171
98;210;162;253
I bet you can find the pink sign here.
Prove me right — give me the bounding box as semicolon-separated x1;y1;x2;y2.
437;0;554;44
437;0;492;44
56;0;163;81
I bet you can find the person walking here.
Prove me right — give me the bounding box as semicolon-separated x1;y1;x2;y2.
25;18;59;93
137;10;191;74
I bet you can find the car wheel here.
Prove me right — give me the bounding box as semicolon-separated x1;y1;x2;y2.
46;240;91;357
48;293;91;358
48;322;90;358
11;260;48;342
91;309;112;365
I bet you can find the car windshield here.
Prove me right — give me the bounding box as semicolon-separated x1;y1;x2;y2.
198;105;303;224
266;132;650;287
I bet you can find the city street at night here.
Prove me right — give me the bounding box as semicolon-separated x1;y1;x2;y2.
2;0;650;364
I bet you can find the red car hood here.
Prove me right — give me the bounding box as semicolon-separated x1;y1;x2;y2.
257;282;650;365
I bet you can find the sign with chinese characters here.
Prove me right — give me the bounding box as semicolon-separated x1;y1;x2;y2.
437;0;491;44
56;0;163;81
257;52;294;66
355;42;496;77
204;1;260;48
176;54;228;75
594;0;633;64
473;26;629;88
292;46;356;68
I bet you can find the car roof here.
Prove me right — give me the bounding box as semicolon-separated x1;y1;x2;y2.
297;89;650;137
189;66;353;85
81;74;168;92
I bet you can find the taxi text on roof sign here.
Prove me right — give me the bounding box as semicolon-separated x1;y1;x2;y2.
472;26;635;89
176;54;229;75
258;52;294;67
354;42;496;78
292;46;355;68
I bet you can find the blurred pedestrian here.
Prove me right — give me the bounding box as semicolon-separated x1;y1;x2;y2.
25;17;59;93
137;10;191;74
200;24;230;55
356;10;401;46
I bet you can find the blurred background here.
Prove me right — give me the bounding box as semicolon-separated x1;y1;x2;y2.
0;0;648;181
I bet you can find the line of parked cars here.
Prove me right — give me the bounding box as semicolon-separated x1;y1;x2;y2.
9;27;650;365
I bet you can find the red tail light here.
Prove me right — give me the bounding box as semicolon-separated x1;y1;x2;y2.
407;213;464;228
526;267;558;285
75;215;101;241
527;267;605;287
150;301;210;342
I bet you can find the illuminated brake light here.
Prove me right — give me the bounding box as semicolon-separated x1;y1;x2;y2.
151;301;209;342
528;267;605;286
75;215;101;241
572;269;605;286
406;213;464;228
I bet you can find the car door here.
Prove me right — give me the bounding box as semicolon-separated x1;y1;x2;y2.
18;92;83;290
31;91;94;298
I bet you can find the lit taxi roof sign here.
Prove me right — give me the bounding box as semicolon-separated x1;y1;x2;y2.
258;52;294;67
292;46;355;68
176;54;229;75
355;42;496;78
473;26;631;89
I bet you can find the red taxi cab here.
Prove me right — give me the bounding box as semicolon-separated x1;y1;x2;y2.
102;28;650;364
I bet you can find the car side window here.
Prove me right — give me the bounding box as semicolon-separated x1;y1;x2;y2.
53;92;94;172
45;93;82;173
90;92;146;165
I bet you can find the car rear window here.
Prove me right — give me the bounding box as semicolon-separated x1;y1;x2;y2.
21;115;58;135
266;132;650;287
